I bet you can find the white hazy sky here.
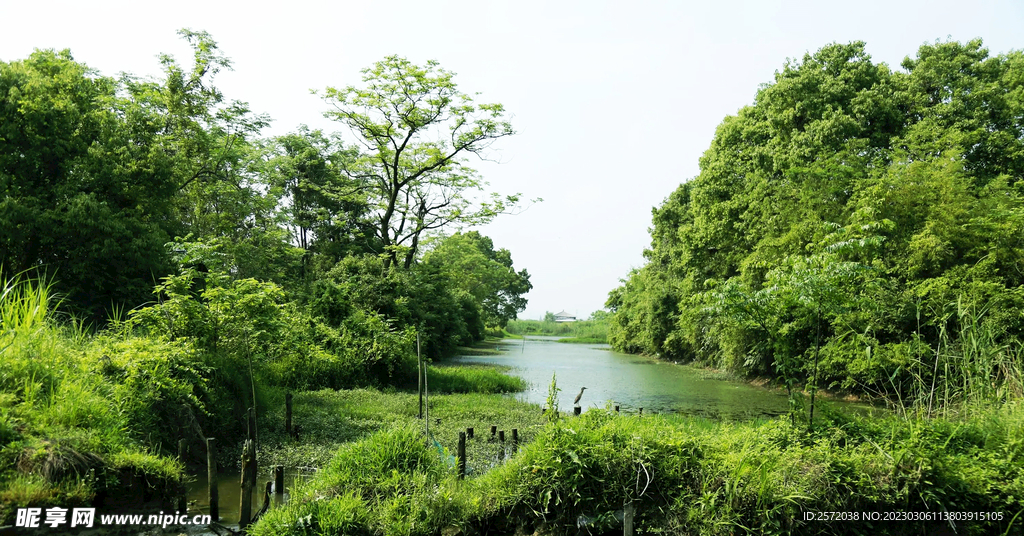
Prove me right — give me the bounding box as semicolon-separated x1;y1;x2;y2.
3;1;1023;320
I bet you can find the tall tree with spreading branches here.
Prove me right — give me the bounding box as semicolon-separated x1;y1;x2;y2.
320;56;528;269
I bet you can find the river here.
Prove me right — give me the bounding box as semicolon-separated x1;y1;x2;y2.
453;336;802;419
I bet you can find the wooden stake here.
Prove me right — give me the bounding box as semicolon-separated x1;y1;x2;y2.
206;438;218;521
247;407;256;442
490;425;497;437
574;406;581;416
624;501;635;536
498;430;505;442
238;440;255;529
274;465;284;495
457;432;466;479
614;405;620;413
177;439;187;513
466;427;474;439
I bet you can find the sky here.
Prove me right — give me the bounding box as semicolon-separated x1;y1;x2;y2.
2;0;1023;320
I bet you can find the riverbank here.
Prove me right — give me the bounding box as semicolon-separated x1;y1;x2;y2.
249;395;1024;536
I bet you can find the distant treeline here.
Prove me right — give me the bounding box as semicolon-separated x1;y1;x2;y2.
608;39;1024;405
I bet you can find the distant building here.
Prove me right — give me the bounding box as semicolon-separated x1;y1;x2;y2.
554;310;577;323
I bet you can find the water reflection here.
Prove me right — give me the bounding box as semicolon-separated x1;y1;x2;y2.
455;337;794;419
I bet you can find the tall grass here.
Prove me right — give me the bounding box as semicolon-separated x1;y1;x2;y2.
0;274;185;524
424;365;527;394
885;299;1024;418
250;407;1024;536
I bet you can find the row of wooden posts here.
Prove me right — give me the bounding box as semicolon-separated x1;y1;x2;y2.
185;389;641;532
455;425;520;479
181;396;299;531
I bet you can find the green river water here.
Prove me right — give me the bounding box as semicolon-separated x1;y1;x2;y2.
453;336;840;419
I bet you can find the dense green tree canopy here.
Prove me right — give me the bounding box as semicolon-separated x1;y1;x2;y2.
609;39;1024;400
423;231;532;328
0;49;177;319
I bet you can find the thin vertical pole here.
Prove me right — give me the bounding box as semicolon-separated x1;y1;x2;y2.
417;333;423;419
424;362;430;436
238;440;255;529
247;407;256;442
177;439;187;513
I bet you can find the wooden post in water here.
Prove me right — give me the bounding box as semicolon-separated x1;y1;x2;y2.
285;393;293;436
490;425;497;438
511;429;518;450
206;438;218;521
457;432;466;479
623;501;635;536
466;427;474;439
238;439;255;529
614;405;620;413
274;465;284;496
574;406;581;416
498;430;505;442
638;407;643;416
177;440;187;513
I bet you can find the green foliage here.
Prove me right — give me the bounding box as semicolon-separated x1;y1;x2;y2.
310;254;482;358
424;365;527;394
0;49;176;322
250;404;1024;536
545;373;560;422
319;55;529;270
263;126;380;266
0;275;188;523
609;39;1024;407
423;232;532;328
507;313;610;344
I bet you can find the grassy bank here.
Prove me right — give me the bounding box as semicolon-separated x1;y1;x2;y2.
555;336;608;344
507;318;610;343
256;387;544;471
0;274;527;526
251;402;1024;536
0;278;186;524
